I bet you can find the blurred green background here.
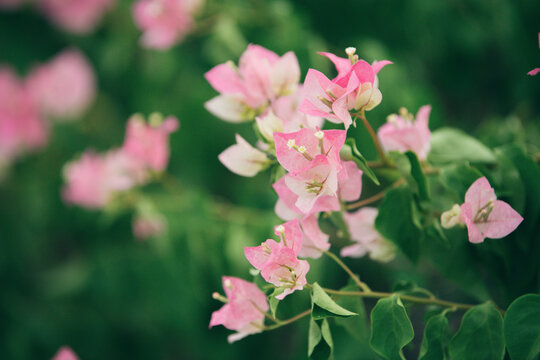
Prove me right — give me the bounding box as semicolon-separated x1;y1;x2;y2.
0;0;539;358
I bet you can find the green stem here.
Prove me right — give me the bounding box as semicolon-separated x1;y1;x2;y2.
355;112;389;165
323;251;372;293
263;309;312;331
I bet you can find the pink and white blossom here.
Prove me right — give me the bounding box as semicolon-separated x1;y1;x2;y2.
377;105;432;160
26;49;95;120
132;0;201;50
52;346;79;360
205;45;300;122
441;177;523;244
122;114;179;172
341;207;396;262
299;48;391;129
218;134;269;177
38;0;115;34
209;276;269;343
271;85;324;132
244;219;309;299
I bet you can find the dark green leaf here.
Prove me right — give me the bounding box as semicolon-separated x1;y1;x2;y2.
334;283;368;341
504;294;540;360
448;302;504;360
440;164;483;200
343;138;380;185
419;313;450;360
405;151;430;201
428;128;496;164
311;282;357;320
268;287;284;318
375;186;422;263
370;295;414;360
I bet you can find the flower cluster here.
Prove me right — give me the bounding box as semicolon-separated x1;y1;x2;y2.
132;0;202;50
0;49;95;178
62;113;178;239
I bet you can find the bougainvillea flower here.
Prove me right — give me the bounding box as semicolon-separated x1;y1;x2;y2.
132;0;201;50
341;207;396;262
377;105;432;160
245;219;309;299
132;213;167;240
210;276;269;343
299;49;391;128
338;160;363;202
271;85;324;132
218;134;270;177
284;155;339;214
0;67;48;162
52;347;79;360
122;113;179;171
205;45;300;122
527;33;539;76
298;214;330;258
458;177;523;243
274;128;346;172
26;49;95;120
38;0;114;34
255;110;283;143
62;149;146;209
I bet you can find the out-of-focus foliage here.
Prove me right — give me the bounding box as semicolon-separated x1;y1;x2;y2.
0;0;538;359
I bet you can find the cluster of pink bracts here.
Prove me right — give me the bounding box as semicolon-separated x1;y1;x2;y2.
0;49;95;178
207;44;526;342
62;113;178;239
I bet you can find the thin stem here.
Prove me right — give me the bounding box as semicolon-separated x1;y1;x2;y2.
263;309;312;331
355;112;389;165
346;178;405;210
323;251;372;292
320;287;505;315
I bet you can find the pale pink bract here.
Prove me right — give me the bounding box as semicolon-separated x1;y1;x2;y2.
52;346;79;360
209;276;268;343
458;177;523;244
218;134;269;177
26;49;95;120
377;105;432;160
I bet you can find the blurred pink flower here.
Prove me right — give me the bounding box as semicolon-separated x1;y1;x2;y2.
132;213;167;240
26;49;95;120
218;134;269;177
205;44;300;122
38;0;115;34
62;149;146;209
0;66;48;162
458;177;523;244
122;114;179;172
52;346;79;360
132;0;201;50
377;105;432;160
209;276;268;343
341;207;396;262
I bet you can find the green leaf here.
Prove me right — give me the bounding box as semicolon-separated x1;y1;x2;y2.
308;318;334;360
440;164;483;200
375;186;422;263
428;128;496;164
418;313;450;360
448;302;504;360
343;138;380;185
389;151;429;202
334;283;368;341
504;294;540;360
370;295;414;360
268;287;284;318
311;282;357;320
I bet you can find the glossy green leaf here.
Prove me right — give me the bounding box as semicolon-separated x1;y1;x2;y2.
504;294;540;360
311;282;357;320
418;313;449;360
343;138;380;185
375;186;422;263
308;318;334;360
370;295;414;360
448;302;504;360
428;128;496;164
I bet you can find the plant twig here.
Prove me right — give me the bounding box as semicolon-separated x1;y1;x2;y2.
323;251;372;292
